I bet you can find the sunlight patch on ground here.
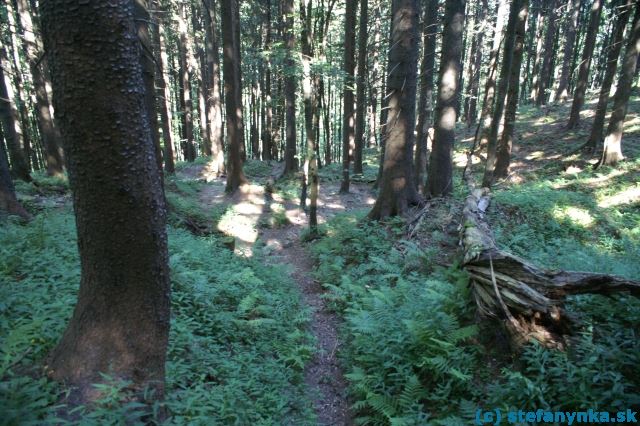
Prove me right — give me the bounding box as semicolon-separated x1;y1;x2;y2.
598;186;640;208
552;169;627;190
552;206;595;228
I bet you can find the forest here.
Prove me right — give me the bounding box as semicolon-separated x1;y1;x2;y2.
0;0;639;424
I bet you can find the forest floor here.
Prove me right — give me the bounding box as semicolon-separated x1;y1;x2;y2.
1;93;639;424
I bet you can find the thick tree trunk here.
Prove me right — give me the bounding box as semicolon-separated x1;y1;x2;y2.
493;0;529;179
369;0;422;218
482;0;523;187
0;128;30;220
555;0;580;102
16;0;65;176
340;0;358;192
535;0;558;106
414;0;439;194
41;0;170;399
567;0;603;129
585;1;633;152
596;3;640;167
476;0;508;149
353;0;368;174
283;0;298;174
221;0;248;191
152;7;176;174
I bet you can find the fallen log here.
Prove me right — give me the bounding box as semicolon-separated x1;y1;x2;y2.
461;187;640;348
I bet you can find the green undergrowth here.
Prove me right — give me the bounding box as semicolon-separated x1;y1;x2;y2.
1;190;314;424
311;210;640;425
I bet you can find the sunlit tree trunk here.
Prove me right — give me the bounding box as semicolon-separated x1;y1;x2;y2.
41;0;170;399
567;0;603;129
414;0;439;193
597;3;640;167
528;0;545;102
585;0;633;152
369;0;422;218
221;0;248;191
340;0;357;192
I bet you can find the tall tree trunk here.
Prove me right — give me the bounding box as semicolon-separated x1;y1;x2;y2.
567;0;603;129
177;3;195;161
528;0;545;102
585;0;633;152
367;3;382;148
535;0;558;105
555;0;580;101
203;0;225;174
427;0;466;197
476;0;508;149
16;0;65;176
41;0;170;399
0;45;31;182
414;0;438;193
262;0;273;161
483;0;523;187
493;0;529;179
152;5;176;174
353;0;368;174
464;0;485;125
369;0;422;218
283;0;298;174
340;0;357;192
221;0;249;191
596;3;640;167
0;127;30;220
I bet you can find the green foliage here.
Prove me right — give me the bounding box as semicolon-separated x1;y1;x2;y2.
0;201;314;423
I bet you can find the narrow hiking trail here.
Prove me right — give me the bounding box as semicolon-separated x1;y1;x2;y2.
178;163;376;425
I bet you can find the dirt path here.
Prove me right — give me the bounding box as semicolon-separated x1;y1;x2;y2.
180;163;374;425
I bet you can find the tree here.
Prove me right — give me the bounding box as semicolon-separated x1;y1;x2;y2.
0;128;30;220
555;0;580;102
585;0;633;152
221;0;249;191
596;2;640;167
340;0;357;193
41;0;170;399
463;0;486;125
567;0;603;129
482;0;523;187
177;2;196;161
283;0;298;174
353;0;368;174
427;0;466;197
369;0;422;219
534;0;558;106
414;0;439;193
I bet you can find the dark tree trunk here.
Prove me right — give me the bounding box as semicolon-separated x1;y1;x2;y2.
414;0;438;193
555;0;580;102
493;0;529;179
0;45;31;182
535;0;558;106
177;3;195;161
0;128;30;220
483;0;523;187
203;0;225;174
585;0;632;152
476;0;508;149
221;0;248;191
528;0;545;102
340;0;357;192
283;0;298;174
353;0;368;174
567;0;603;129
262;0;273;161
597;3;640;167
369;0;422;218
464;0;485;125
16;0;65;176
152;5;176;174
41;0;170;399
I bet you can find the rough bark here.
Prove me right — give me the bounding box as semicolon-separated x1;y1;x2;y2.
414;0;439;193
41;0;170;399
16;0;65;176
482;0;523;187
493;0;529;179
283;0;298;174
220;0;248;191
567;0;603;129
0;128;30;220
462;188;640;349
585;0;633;152
340;0;358;192
353;0;368;174
555;0;580;102
596;2;640;167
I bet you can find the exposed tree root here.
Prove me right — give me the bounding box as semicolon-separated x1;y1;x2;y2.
461;187;640;349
